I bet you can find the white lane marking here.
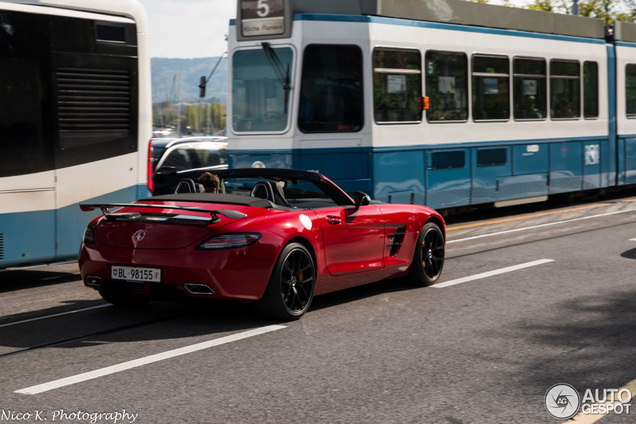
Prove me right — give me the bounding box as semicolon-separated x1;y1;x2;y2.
434;259;555;289
15;325;286;395
0;304;111;329
631;238;636;241
448;208;636;244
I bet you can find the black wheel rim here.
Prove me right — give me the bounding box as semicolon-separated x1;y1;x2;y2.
280;249;314;313
422;227;444;279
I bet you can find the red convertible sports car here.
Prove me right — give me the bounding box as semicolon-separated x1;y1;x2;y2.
79;169;445;320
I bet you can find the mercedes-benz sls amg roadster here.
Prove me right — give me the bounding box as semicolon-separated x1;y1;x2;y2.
79;169;445;320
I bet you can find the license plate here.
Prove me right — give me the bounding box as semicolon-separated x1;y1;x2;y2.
111;265;161;283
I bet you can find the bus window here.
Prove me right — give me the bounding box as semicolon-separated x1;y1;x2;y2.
550;59;580;119
232;46;293;133
0;11;52;178
583;61;598;119
425;51;468;122
513;57;547;120
472;55;509;121
373;48;422;123
0;57;51;178
626;64;636;118
299;44;363;133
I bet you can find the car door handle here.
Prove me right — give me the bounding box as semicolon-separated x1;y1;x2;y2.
326;215;342;225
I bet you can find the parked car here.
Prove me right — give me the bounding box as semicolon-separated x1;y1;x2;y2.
79;168;446;320
151;136;227;195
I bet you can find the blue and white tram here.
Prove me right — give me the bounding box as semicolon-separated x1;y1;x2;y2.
228;0;636;210
0;0;152;267
615;22;636;186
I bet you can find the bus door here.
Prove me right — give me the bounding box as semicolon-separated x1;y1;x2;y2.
0;18;57;265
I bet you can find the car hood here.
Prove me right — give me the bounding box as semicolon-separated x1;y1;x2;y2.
94;201;267;250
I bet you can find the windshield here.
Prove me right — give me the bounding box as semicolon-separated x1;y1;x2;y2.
232;47;293;133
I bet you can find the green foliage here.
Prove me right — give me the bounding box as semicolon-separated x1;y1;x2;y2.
527;0;555;12
153;101;226;135
526;0;636;25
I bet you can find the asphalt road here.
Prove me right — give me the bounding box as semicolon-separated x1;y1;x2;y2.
2;193;636;424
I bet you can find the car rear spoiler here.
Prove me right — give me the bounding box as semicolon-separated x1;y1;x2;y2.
80;203;247;221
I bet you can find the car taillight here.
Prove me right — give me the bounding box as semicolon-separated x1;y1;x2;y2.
147;139;154;194
83;226;95;244
196;233;261;250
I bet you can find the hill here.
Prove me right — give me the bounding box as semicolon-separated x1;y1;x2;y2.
151;57;227;104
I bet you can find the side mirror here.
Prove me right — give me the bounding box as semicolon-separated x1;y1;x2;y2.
353;191;371;207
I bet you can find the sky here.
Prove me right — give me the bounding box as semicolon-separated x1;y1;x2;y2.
136;0;530;59
136;0;237;58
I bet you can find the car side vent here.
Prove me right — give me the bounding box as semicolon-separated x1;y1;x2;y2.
0;234;4;260
387;226;407;257
56;68;131;147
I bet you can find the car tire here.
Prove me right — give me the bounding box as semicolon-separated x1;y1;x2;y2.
407;222;445;286
99;287;149;307
255;243;315;321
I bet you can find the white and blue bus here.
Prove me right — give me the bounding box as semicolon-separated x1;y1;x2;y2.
0;0;152;267
227;0;636;211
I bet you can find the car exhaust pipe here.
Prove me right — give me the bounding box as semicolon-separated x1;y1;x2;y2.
86;276;102;287
183;283;216;296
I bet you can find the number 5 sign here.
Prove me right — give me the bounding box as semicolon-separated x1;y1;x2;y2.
256;0;270;17
240;0;286;37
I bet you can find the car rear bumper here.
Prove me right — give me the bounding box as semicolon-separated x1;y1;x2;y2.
79;242;277;301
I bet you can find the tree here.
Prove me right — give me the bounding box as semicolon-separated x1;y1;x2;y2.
527;0;556;12
526;0;636;24
181;103;226;135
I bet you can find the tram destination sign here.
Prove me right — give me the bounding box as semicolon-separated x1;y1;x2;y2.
239;0;285;37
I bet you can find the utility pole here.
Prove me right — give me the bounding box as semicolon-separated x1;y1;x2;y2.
572;0;579;15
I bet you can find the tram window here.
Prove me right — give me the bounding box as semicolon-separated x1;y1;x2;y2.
431;151;465;169
232;47;293;133
373;48;422;123
299;44;363;133
477;148;507;167
626;64;636;118
513;57;547;120
583;61;599;119
472;55;509;121
550;60;580;119
425;51;468;122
